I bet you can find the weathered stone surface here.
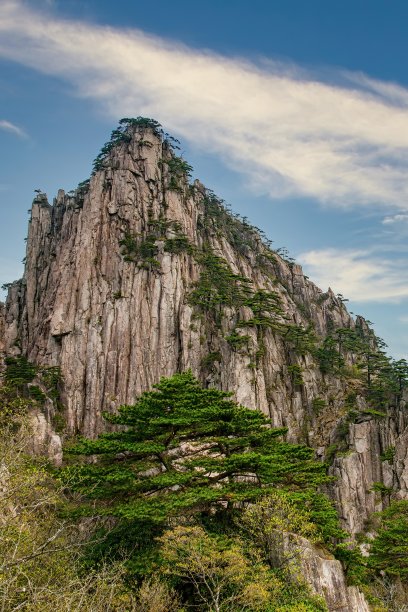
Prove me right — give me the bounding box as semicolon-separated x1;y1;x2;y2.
1;127;407;506
0;124;407;606
395;424;408;497
29;410;63;466
0;128;361;441
331;405;408;534
289;536;370;611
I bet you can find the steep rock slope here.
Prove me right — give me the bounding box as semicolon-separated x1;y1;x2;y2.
1;126;355;436
0;121;407;558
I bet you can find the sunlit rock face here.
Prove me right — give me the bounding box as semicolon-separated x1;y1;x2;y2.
284;535;370;612
1;123;407;610
0;126;359;438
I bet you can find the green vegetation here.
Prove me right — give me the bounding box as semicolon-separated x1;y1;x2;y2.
320;495;408;608
187;245;318;372
75;178;90;202
158;522;327;611
92;117;191;192
161;156;193;191
0;413;142;611
3;120;408;608
119;216;192;269
64;372;329;523
245;289;286;324
2;356;62;411
225;330;251;350
197;189;265;257
1;357;64;439
200;351;222;369
1;281;14;291
0;368;340;612
98;123;379;390
360;407;387;418
164;234;193;254
4;355;38;388
188;250;252;314
368;501;408;581
316;336;344;374
313;321;408;424
371;482;393;499
55;372;343;608
2;353;406;609
380;446;395;462
287;365;304;387
120;232;160;269
311;398;326;414
92;117;163;173
283;324;316;355
159;525;275;611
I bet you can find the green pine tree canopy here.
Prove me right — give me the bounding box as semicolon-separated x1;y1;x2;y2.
369;500;408;580
63;372;331;525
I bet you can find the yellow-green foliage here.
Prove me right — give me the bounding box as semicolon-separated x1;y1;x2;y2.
158;523;327;611
0;417;137;611
159;525;282;612
240;491;318;567
134;577;181;612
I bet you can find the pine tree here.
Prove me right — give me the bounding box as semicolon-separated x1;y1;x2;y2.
63;372;328;524
369;501;408;581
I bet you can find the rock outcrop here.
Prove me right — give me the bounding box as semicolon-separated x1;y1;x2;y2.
1;122;407;610
332;408;408;534
0;128;363;437
286;536;370;612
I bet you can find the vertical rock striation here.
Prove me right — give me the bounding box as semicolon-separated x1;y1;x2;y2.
0;127;361;437
0;122;407;610
285;536;370;612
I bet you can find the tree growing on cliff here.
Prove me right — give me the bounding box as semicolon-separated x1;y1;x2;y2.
61;372;337;578
368;500;408;581
64;372;328;523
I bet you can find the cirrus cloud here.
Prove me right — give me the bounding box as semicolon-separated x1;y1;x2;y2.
299;248;408;303
0;119;27;138
1;2;408;209
382;213;408;225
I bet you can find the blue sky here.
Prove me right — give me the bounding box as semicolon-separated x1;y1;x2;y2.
1;0;408;359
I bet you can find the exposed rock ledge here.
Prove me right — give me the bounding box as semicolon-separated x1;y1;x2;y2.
291;536;370;611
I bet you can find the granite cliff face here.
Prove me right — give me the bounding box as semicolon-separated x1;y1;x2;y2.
0;127;357;438
1;122;407;610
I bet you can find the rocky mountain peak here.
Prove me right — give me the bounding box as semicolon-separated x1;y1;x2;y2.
0;117;408;611
0;120;407;610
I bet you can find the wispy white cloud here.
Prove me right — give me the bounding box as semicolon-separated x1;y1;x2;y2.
299;248;408;303
382;213;408;225
0;119;26;138
399;315;408;324
2;1;408;208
